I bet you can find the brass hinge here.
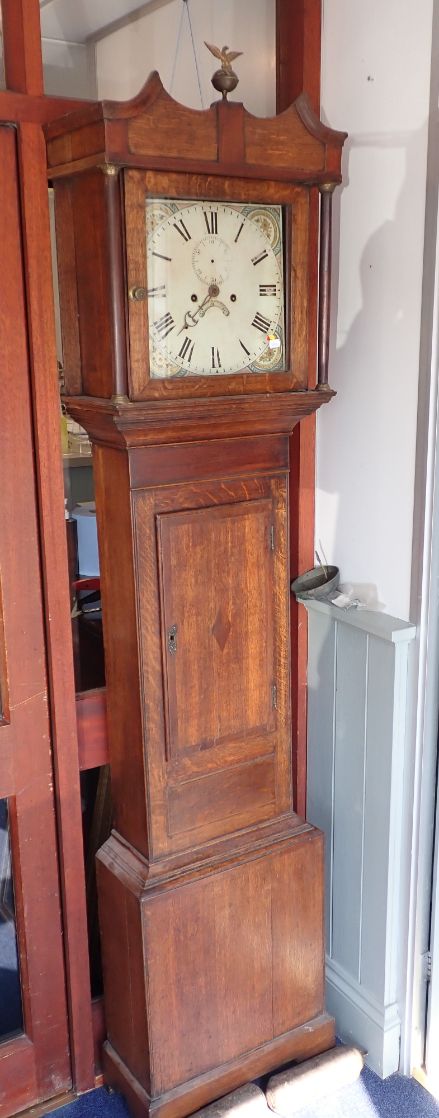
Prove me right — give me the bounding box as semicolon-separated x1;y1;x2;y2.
272;683;278;710
270;525;275;552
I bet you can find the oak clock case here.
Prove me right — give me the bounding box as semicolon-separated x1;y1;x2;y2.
46;74;346;1118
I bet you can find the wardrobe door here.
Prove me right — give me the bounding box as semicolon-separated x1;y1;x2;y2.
0;126;71;1118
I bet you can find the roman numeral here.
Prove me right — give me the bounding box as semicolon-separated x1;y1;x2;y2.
211;346;222;369
154;312;175;339
252;250;269;266
239;339;251;357
204;211;218;235
152;251;172;262
147;285;166;297
178;336;195;363
251;312;270;334
235;222;244;243
259;284;277;297
174;219;191;242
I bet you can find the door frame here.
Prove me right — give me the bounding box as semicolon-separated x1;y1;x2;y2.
407;160;439;1079
0;0;96;1095
399;0;439;1075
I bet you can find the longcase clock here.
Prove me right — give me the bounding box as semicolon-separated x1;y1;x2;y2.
46;71;346;1118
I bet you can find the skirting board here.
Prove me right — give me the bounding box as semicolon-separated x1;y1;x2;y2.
326;957;400;1078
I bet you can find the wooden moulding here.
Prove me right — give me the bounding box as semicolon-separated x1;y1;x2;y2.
45;72;346;185
65;389;335;450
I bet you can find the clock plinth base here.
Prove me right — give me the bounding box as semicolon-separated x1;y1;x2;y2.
97;822;334;1118
102;1017;335;1118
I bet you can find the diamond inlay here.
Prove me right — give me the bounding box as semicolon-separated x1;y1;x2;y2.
211;606;232;652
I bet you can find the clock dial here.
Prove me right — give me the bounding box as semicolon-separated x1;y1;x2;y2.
145;199;286;378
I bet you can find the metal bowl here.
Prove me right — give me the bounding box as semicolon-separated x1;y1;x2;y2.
291;565;340;601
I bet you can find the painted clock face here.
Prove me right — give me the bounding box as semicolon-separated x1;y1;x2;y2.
145;198;286;378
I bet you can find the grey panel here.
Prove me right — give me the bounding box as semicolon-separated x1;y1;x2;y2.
307;609;336;953
332;625;368;978
360;637;395;999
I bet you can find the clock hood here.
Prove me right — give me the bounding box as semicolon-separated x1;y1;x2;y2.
45;69;347;188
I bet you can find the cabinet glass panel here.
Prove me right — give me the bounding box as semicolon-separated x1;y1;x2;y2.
63;454;105;693
0;799;23;1040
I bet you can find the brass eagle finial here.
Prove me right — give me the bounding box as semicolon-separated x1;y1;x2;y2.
204;42;243;100
204;43;243;75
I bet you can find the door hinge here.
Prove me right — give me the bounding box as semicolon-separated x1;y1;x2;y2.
270;524;275;552
422;950;432;983
272;683;278;710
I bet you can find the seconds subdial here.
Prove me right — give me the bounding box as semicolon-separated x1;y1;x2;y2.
192;236;232;286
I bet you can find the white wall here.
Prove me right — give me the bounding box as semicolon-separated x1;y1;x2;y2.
319;0;434;620
42;39;97;99
95;0;275;117
0;38;96;97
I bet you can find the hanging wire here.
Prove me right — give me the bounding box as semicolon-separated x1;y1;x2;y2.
186;0;204;109
169;0;204;109
169;1;186;96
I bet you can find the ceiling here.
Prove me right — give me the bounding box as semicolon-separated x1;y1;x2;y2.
39;0;166;44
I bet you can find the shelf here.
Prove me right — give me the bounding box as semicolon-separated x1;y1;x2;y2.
63;451;92;468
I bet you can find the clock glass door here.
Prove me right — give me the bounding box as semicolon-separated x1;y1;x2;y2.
145;197;286;378
124;170;311;400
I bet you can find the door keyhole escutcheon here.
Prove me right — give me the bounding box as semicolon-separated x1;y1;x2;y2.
168;624;177;654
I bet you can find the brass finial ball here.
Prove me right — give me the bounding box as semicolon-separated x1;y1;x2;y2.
211;69;240;100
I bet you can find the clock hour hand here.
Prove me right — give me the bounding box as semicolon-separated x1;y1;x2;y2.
177;291;212;334
177;288;230;335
